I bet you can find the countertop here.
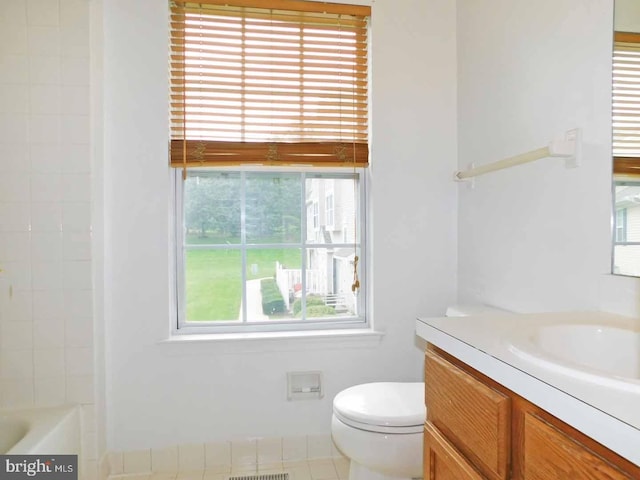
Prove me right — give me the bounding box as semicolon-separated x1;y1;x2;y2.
416;311;640;466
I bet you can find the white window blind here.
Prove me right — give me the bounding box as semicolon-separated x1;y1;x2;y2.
170;0;370;170
614;32;640;175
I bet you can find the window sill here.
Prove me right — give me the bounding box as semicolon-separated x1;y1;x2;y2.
158;328;385;354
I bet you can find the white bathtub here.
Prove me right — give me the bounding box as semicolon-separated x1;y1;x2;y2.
0;405;81;455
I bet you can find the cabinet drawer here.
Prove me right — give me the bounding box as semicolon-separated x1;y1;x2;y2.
424;422;486;480
425;348;510;480
520;411;634;480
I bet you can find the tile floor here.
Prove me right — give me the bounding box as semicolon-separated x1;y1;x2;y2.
108;457;350;480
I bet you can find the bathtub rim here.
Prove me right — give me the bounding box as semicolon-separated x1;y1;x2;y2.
1;404;81;455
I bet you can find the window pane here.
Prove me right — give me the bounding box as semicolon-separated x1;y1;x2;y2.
178;170;365;332
306;247;359;318
613;182;640;276
184;172;241;245
246;248;302;322
614;245;640;276
306;177;357;245
185;249;241;322
245;173;302;244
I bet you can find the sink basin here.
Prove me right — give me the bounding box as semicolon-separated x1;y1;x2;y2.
534;324;639;379
508;323;640;384
504;317;640;429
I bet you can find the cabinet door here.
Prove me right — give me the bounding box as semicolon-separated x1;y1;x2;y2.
424;422;486;480
425;348;510;480
520;411;634;480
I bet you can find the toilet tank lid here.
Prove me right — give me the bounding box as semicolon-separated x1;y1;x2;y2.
445;304;508;317
333;382;425;427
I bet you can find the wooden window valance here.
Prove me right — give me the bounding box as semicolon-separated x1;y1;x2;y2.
170;0;370;172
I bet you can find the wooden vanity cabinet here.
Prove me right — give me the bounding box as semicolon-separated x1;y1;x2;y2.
424;422;485;480
424;344;640;480
512;398;639;480
425;348;510;480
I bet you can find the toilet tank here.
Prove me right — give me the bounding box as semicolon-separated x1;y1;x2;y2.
445;304;509;317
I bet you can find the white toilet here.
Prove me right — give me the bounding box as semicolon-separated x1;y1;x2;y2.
332;382;425;480
331;305;505;480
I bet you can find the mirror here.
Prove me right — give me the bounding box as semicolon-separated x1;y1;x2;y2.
613;0;640;276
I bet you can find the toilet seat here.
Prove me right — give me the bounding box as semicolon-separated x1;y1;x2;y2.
334;411;424;434
333;382;425;434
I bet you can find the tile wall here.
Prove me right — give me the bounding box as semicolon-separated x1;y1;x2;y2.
0;0;96;477
107;435;349;480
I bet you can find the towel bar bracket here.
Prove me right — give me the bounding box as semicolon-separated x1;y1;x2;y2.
551;127;581;169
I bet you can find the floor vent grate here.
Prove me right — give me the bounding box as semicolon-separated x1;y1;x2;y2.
227;474;289;480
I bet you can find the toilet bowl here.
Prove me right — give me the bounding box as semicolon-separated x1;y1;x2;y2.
331;382;425;480
331;304;505;480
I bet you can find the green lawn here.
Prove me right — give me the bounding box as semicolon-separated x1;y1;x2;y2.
186;247;300;321
186;234;240;245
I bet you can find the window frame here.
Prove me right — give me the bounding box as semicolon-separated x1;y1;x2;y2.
613;179;640;248
173;166;367;335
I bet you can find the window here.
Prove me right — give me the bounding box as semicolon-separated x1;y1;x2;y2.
326;193;335;227
176;169;365;332
169;0;370;333
613;181;640;276
613;33;640;275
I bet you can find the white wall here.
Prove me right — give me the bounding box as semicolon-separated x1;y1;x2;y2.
102;0;458;450
457;0;614;313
